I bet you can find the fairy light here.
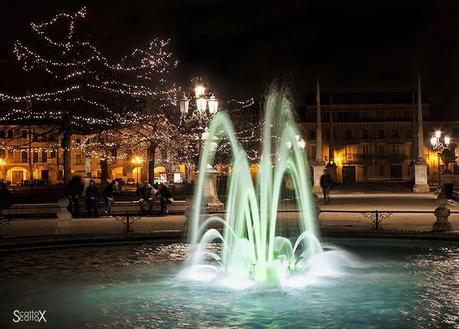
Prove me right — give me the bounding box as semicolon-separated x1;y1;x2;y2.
0;7;265;173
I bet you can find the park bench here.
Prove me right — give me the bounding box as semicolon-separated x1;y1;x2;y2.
1;200;188;218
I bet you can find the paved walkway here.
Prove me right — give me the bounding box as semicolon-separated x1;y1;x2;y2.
1;192;459;246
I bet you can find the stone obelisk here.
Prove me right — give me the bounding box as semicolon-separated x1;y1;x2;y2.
326;93;337;181
413;73;429;192
312;79;325;194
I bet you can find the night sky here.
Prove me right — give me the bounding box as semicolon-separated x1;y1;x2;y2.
1;0;459;119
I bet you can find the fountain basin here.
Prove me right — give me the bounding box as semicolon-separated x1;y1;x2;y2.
0;238;457;328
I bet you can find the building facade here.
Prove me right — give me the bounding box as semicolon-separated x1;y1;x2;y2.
0;126;189;185
299;101;459;184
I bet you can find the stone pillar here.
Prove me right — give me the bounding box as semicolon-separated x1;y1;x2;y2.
413;73;429;193
315;79;323;163
413;164;429;192
202;166;224;211
312;164;326;194
55;197;73;234
326;93;337;182
312;78;325;194
432;194;452;232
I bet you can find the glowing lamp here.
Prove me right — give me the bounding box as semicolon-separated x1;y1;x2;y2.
196;97;207;113
131;156;143;166
298;138;306;150
435;130;441;139
430;136;438;147
208;95;219;114
445;135;451;146
194;85;205;98
179;97;190;115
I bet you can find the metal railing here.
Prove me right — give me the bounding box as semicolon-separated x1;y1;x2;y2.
319;209;459;231
113;212;143;233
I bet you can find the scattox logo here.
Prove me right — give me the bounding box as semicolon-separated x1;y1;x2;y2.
12;310;47;323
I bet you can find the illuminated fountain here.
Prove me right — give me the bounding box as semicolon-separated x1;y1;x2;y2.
180;84;351;288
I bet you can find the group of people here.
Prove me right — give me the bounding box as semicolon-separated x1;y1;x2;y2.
136;181;173;215
64;176;120;217
64;176;173;217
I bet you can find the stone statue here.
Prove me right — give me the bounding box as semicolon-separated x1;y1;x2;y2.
432;194;452;232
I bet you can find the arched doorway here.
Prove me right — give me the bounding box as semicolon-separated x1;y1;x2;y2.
154;166;167;183
7;167;29;184
131;167;142;185
111;166;125;180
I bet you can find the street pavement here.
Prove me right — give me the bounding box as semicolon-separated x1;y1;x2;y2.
1;192;458;243
316;192;459;232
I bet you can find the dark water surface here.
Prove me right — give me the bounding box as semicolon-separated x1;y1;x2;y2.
1;239;458;328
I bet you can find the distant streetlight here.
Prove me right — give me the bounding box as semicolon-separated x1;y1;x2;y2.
287;135;306;150
430;130;450;185
131;156;143;185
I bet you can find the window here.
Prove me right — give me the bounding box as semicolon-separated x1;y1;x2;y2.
406;128;412;139
345;130;352;140
33;152;38;163
21;130;28;139
362;129;369;139
362;144;370;155
75;154;83;166
7;130;13;139
41;151;47;163
391;129;400;139
111;149;117;157
32;133;38;142
392;145;400;155
378;129;385;139
0;131;4;138
378;144;385;154
50;150;56;159
21;151;28;163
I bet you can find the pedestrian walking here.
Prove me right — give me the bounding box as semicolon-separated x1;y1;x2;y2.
158;183;173;215
65;176;84;217
0;181;12;216
85;180;100;217
102;181;118;215
320;168;333;204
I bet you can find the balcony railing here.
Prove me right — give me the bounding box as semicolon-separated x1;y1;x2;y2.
342;153;409;164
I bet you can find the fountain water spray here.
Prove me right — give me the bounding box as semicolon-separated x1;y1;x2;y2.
183;84;324;286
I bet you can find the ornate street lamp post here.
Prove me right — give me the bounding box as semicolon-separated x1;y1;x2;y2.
179;83;223;210
430;130;450;186
131;156;143;186
179;84;219;177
